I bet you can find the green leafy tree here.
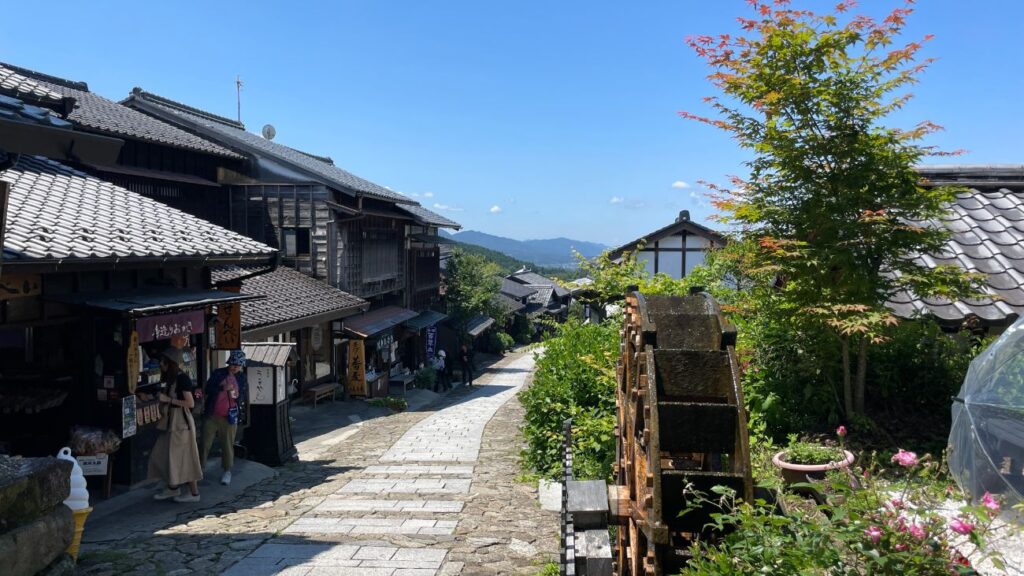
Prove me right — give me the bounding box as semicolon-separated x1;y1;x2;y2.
443;248;502;340
682;0;982;416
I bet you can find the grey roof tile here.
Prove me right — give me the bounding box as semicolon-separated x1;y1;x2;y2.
397;204;461;229
895;174;1024;325
125;89;417;205
0;64;67;105
1;155;275;262
0;93;72;129
235;267;368;331
509;271;569;298
500;278;537;299
0;63;241;159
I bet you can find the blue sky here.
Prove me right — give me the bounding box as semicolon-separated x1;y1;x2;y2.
2;1;1022;246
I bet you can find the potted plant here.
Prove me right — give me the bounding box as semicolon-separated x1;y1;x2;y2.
772;427;855;486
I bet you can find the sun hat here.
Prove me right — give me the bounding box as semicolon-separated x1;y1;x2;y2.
226;350;247;367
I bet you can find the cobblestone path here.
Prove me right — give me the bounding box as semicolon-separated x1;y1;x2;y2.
76;351;557;576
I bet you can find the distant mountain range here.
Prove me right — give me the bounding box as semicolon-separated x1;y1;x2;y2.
441;230;608;268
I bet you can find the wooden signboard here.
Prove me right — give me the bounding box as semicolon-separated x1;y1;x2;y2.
215;302;241;350
0;273;42;301
347;340;367;396
126;330;140;394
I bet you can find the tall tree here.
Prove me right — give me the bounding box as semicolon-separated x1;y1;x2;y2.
682;0;981;415
443;248;502;339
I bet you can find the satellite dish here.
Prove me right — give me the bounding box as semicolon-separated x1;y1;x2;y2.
261;124;276;140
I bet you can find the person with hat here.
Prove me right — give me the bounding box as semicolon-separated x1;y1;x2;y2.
200;350;247;486
149;348;203;502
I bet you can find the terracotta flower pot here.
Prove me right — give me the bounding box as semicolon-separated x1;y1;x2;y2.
772;449;855;486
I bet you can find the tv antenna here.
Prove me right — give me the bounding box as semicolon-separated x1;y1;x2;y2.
235;75;243;123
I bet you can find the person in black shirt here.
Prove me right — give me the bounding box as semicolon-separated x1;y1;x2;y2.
459;344;474;388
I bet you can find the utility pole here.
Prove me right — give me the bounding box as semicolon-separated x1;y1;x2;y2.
236;75;243;124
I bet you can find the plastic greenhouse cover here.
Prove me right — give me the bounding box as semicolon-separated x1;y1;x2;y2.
949;316;1024;512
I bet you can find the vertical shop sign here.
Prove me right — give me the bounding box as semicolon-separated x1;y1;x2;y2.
215;302;241;350
126;330;140;393
248;366;274;405
347;340;367;396
425;325;437;359
122;395;137;438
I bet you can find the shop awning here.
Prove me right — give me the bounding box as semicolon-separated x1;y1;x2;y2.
403;310;448;331
466;315;495;337
344;305;419;338
49;288;261;315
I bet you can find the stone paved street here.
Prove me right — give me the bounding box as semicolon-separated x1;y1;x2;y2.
75;350;557;576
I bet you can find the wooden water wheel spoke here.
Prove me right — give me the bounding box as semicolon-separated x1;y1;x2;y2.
612;291;753;575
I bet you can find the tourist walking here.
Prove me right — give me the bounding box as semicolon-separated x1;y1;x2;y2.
459;344;475;388
201;350;247;486
149;349;203;503
432;351;448;392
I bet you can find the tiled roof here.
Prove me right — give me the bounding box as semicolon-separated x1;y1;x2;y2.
236;267;367;331
510;271;569;298
889;173;1024;325
500;278;537;299
1;155;275;262
0;93;73;129
493;293;526;314
398;204;461;229
526;285;555;306
0;65;69;108
0;63;242;159
125;89;417;205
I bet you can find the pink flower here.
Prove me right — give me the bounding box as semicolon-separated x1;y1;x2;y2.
890;497;905;509
949;518;975;536
836;425;847;437
981;492;1001;513
908;523;926;540
865;525;883;543
891;449;918;467
894;543;907;551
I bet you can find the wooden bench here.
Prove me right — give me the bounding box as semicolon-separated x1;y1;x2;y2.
303;383;338;408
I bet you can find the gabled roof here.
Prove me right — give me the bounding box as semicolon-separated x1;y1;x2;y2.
526;285;555;306
233;267;368;332
509;270;569;298
889;166;1024;326
0;63;242;159
493;292;526;314
500;277;538;299
1;155;275;263
398;204;461;229
609;210;726;260
124;88;417;205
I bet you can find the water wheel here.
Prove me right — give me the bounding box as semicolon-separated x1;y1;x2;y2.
611;289;753;575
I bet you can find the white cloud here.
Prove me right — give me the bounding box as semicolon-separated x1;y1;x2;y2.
689;191;698;198
423;192;434;198
489;205;502;214
609;196;624;204
672;181;691;189
433;202;464;212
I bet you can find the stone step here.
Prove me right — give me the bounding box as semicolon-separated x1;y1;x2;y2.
284;517;458;536
314;499;464;514
338;478;471;495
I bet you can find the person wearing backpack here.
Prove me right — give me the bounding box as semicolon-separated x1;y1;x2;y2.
201;350;247;486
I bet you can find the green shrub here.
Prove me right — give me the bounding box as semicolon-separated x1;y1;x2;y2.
781;439;844;465
487;330;515;353
367;397;408;411
414;367;436;390
519;319;619;480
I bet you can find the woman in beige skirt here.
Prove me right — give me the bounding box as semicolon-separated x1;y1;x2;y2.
148;349;203;502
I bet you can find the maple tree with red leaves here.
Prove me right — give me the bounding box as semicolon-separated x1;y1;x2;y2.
681;0;983;416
